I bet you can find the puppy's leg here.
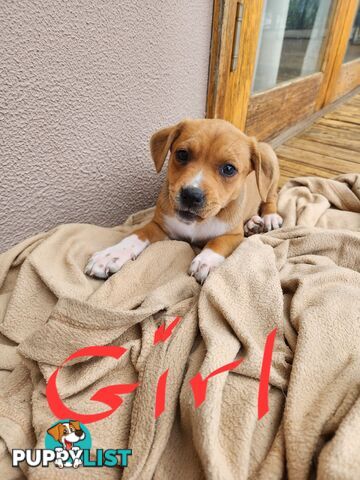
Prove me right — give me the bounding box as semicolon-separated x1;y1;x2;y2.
260;187;283;233
85;221;167;279
189;231;243;284
245;178;282;237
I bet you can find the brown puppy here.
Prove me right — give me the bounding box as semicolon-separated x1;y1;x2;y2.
85;119;282;283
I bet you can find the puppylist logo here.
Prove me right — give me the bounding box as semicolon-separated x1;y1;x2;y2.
12;420;131;469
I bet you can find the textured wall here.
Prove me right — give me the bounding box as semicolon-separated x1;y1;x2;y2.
0;0;212;252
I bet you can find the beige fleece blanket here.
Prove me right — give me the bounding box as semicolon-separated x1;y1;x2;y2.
0;174;359;480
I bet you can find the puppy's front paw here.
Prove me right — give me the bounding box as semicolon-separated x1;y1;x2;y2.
84;234;149;279
244;215;264;237
244;213;283;236
262;213;283;232
54;458;64;469
189;248;224;284
73;458;82;468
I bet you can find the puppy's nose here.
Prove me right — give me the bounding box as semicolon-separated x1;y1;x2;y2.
75;429;83;437
180;187;205;208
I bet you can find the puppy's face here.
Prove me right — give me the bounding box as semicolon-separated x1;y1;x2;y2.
47;421;85;448
151;119;254;223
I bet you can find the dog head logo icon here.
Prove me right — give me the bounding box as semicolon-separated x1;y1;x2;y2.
46;420;90;468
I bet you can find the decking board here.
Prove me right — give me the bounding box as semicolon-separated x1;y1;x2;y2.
275;92;360;187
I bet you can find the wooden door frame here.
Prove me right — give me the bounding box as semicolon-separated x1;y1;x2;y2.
329;58;360;101
207;0;262;129
207;0;359;141
317;0;360;106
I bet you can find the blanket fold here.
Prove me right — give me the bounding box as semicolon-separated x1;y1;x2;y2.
0;174;359;480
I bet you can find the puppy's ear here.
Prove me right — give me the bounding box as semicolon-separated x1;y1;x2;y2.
70;421;81;431
47;423;63;442
249;137;276;203
150;122;183;173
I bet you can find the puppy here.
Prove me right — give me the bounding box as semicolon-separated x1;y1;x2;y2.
47;421;85;468
85;119;282;283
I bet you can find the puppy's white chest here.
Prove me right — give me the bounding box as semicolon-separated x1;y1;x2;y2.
164;215;229;244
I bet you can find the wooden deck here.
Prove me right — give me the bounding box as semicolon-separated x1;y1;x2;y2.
275;91;360;187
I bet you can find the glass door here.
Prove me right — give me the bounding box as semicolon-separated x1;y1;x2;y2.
343;4;360;62
252;0;333;93
323;2;360;102
245;0;335;140
207;0;360;141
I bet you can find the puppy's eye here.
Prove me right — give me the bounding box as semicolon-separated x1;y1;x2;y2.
175;149;189;164
220;163;237;177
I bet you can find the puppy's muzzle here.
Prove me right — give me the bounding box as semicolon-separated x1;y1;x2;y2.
180;187;205;210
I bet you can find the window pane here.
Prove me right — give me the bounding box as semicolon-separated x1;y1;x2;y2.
343;5;360;63
252;0;334;93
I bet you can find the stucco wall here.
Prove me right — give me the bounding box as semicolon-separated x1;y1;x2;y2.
0;0;212;252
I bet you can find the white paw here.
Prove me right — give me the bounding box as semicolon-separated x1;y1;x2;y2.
244;213;283;236
189;248;225;284
244;215;264;237
73;458;81;468
262;213;283;232
55;458;64;469
84;234;149;279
